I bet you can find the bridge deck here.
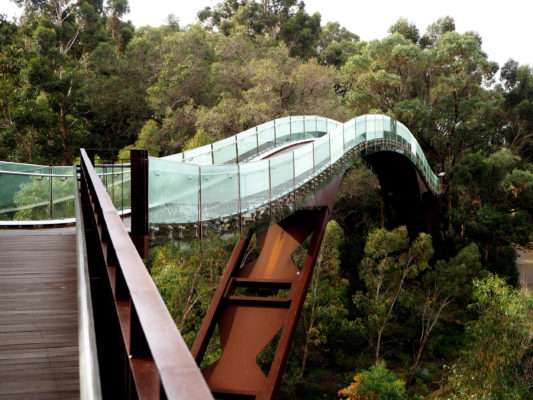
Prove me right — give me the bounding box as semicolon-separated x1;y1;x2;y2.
0;229;79;399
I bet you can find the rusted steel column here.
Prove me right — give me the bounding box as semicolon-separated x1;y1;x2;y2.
193;175;344;400
130;149;149;258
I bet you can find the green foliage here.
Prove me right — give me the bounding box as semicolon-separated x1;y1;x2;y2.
339;361;408;400
388;18;420;44
452;149;533;283
355;226;433;362
149;243;231;345
445;274;533;399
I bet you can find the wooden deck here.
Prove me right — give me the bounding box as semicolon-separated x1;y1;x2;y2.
0;229;79;399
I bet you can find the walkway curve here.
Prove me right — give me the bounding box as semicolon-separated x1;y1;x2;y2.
149;114;441;225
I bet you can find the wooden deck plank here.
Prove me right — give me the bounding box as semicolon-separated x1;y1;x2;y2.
0;232;79;398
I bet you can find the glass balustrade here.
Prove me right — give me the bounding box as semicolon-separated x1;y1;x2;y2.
0;163;130;222
149;114;440;226
0;115;440;224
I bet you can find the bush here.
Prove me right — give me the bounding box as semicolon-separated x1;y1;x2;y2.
339;361;408;400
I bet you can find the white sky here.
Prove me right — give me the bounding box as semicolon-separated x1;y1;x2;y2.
2;0;532;68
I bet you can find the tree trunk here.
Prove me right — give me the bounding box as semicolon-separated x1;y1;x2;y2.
60;105;71;165
179;260;203;330
407;329;430;386
375;327;383;363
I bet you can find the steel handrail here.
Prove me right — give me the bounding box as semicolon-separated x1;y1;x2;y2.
74;164;103;400
79;149;212;399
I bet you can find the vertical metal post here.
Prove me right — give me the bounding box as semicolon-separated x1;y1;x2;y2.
273;120;277;147
289;116;292;142
211;144;215;165
235;138;239;164
198;165;202;243
268;159;272;221
49;166;53;220
292;151;296;203
130;149;149;259
328;130;332;172
237;164;242;238
256;127;259;155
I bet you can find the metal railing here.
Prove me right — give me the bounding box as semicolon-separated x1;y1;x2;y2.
79;149;212;399
0;162;130;224
74;164;102;400
149;114;442;227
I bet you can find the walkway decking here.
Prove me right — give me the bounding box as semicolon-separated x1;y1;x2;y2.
0;228;79;399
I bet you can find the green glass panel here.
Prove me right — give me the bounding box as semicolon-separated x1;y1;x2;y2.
52;176;74;219
239;160;270;212
183;144;212;164
291;118;305;141
200;164;239;220
294;145;313;186
237;128;258;161
149;158;199;223
366;115;376;141
275;121;291;144
330;128;344;163
257;121;275;153
304;116;317;138
313;137;330;173
343;120;356;148
270;152;294;198
317;117;327;133
213;136;237;164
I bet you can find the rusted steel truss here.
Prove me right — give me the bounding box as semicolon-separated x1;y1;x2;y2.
192;176;343;400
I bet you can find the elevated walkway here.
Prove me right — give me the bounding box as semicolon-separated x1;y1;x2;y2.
0;228;79;399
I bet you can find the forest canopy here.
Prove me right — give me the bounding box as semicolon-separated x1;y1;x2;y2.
1;0;533;398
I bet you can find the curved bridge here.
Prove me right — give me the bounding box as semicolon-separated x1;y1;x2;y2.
0;114;441;400
149;114;440;225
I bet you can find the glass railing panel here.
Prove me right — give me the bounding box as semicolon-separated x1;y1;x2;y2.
330;128;344;163
258;121;275;153
375;114;384;134
304;116;318;138
200;164;239;221
237;128;258;161
0;161;43;173
291;118;305;141
317;117;327;133
52;176;75;219
356;116;366;139
313;137;330;173
294;145;314;186
383;115;391;133
183;144;213;165
270;152;294;199
213;138;237;165
343;119;356;148
149;158;199;223
276;116;292;125
2;174;51;220
366;115;377;141
239;160;270;212
275;121;291;145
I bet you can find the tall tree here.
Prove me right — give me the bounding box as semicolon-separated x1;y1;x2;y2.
407;243;483;386
354;226;433;362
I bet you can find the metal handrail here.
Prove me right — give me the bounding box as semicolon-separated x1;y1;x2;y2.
79;149;212;399
0;169;130;178
74;164;102;400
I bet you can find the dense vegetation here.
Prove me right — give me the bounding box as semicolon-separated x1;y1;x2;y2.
1;0;533;398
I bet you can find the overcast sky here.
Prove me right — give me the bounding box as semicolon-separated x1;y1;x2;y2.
2;0;532;68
